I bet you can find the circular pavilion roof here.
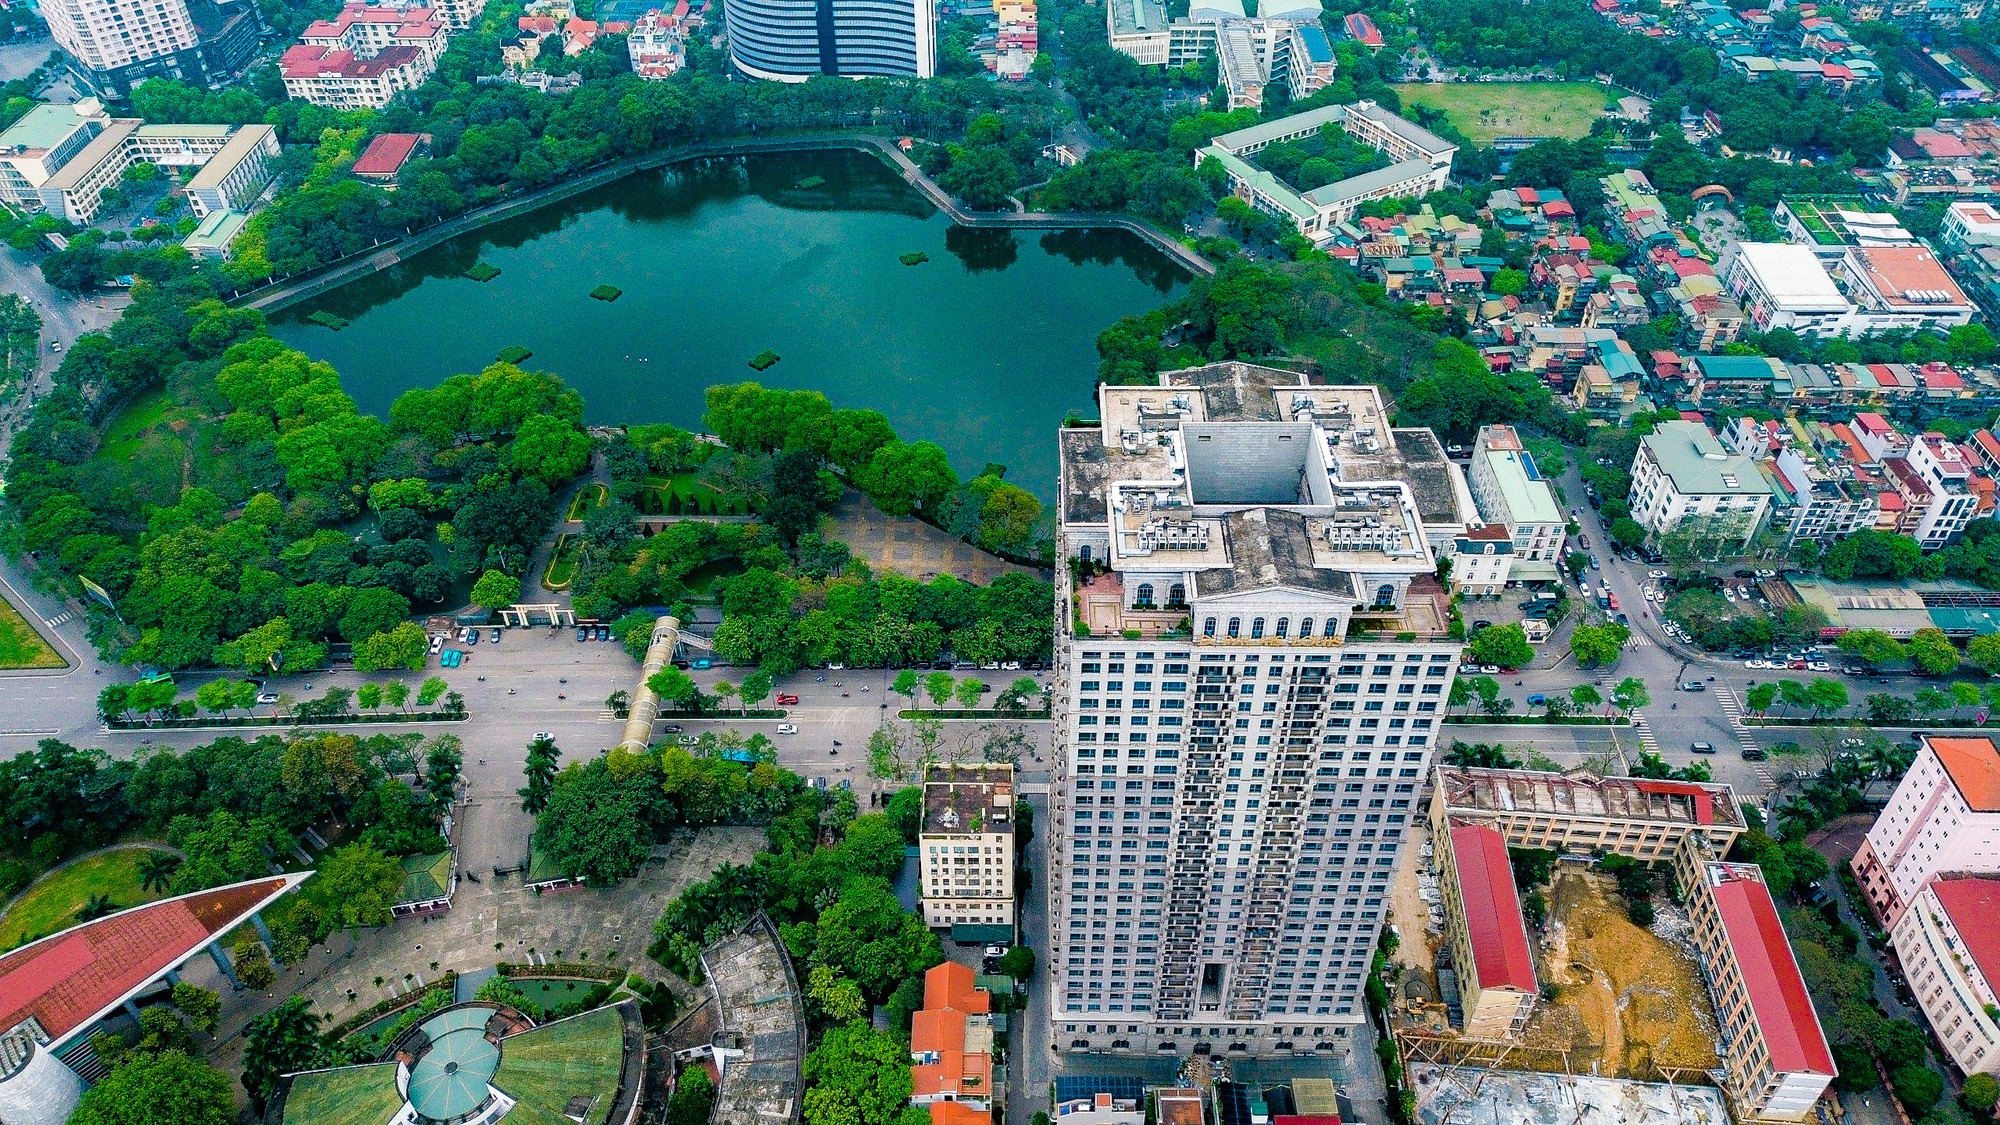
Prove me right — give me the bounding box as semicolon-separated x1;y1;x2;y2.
403;1006;502;1121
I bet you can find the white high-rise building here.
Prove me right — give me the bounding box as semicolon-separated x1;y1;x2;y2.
41;0;261;97
1051;362;1467;1060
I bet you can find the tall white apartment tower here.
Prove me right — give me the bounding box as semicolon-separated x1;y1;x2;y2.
1051;362;1468;1061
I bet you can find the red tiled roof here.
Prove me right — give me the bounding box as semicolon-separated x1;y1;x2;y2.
352;132;426;175
929;1103;992;1125
0;875;301;1045
1711;872;1835;1076
1928;736;2000;811
924;961;990;1014
1448;823;1537;993
1932;878;2000;990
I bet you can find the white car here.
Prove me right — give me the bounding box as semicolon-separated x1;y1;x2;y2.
429;635;444;655
776;723;798;735
1755;569;1776;578
256;691;280;705
534;731;554;741
1648;570;1670;580
1809;661;1831;671
1744;660;1763;669
1478;664;1501;675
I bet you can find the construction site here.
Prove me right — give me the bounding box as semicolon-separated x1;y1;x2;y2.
1389;853;1723;1092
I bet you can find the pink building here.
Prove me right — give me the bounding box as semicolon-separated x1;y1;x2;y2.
1854;735;2000;928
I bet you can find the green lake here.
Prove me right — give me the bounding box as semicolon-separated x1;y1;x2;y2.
269;149;1193;498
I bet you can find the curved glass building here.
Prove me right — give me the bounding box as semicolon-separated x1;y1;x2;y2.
725;0;935;80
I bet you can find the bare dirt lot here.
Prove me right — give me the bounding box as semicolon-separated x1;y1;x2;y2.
1518;868;1720;1079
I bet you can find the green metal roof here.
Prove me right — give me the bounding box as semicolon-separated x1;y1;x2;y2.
0;104;94;152
1479;447;1564;526
1641;421;1773;496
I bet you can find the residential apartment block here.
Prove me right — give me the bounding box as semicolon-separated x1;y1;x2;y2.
1437;820;1537;1038
43;0;259;97
1672;839;1836;1123
911;962;998;1125
1052;362;1467;1059
1893;876;2000;1076
919;764;1017;935
1429;766;1747;862
1855;734;2000;928
1465;424;1565;582
280;2;449;107
1630;420;1774;550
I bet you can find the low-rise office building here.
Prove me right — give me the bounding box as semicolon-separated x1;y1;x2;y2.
1892;876;2000;1076
0;99;278;224
1673;843;1836;1123
1431;766;1747;862
1437;820;1537;1038
1855;734;2000;927
919;764;1016;936
1198;103;1455;238
1630;420;1774;551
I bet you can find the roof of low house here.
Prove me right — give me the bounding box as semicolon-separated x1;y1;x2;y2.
352;132;427;175
924;961;991;1015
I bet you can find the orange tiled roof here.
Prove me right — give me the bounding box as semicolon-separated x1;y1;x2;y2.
924;961;990;1014
1930;736;2000;812
930;1102;992;1125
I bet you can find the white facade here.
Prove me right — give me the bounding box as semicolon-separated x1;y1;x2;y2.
1892;877;2000;1076
1629;421;1773;549
1053;363;1464;1060
1721;242;1855;335
919;764;1017;932
41;0;198;73
1855;735;2000;927
1465;424;1565;565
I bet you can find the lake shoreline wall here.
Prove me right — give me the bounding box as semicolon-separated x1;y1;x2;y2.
235;133;1215;315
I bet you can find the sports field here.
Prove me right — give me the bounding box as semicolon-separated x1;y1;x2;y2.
1389;82;1613;145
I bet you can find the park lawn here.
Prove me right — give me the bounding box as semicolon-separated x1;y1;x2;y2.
95;387;175;462
0;593;63;669
1389;82;1611;145
492;1006;624;1125
510;977;596;1019
281;1064;404;1125
0;845;172;948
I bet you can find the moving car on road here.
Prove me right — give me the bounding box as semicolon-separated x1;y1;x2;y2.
776;723;798;735
776;693;799;705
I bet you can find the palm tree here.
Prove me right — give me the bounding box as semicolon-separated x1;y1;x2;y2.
74;893;120;922
1775;798;1822;841
519;735;561;815
138;851;181;894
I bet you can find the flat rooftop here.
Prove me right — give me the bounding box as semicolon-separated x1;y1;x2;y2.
1436;766;1745;830
1642;421;1773;498
1409;1066;1731;1125
923;765;1016;836
1732;242;1850;311
701;916;805;1125
0;102;99;154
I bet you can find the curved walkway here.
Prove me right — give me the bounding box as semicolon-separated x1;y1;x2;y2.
234;134;1212;314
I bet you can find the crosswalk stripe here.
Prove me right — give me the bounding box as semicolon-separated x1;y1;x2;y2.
43;612;70;627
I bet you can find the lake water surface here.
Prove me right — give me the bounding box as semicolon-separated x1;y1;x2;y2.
270;149;1192;497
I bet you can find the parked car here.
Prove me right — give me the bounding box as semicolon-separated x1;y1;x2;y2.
430;635;444;655
256;692;280;705
1527;693;1546;706
1478;664;1500;674
775;693;799;705
1808;661;1831;672
1647;570;1670;580
1691;741;1716;754
1473;620;1492;630
491;628;502;643
577;627;589;642
660;724;684;734
678;734;700;746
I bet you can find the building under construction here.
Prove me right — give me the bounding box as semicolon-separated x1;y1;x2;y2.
1428;767;1747;863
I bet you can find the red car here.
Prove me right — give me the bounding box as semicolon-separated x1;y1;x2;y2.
775;693;799;705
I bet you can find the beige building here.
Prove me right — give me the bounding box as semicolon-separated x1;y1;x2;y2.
1430;766;1746;862
1891;876;2000;1076
1437;820;1537;1038
1673;837;1836;1122
919;764;1017;934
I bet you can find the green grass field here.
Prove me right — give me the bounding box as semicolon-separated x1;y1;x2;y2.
0;846;172;948
492;1006;624;1125
0;593;63;669
280;1064;404;1125
1389;82;1613;145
